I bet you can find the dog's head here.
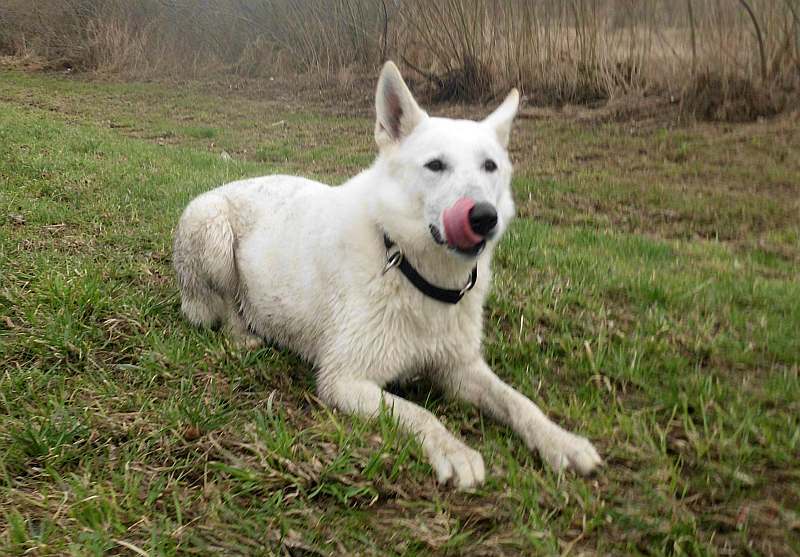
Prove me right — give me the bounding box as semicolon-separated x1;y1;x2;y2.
372;61;518;259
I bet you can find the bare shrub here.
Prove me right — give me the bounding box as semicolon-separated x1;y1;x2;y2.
682;72;782;122
0;0;101;70
0;0;798;120
221;0;390;79
395;0;799;109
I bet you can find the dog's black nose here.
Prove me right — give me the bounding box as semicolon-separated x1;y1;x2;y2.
468;202;498;237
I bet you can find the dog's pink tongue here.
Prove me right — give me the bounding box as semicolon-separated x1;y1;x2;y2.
443;197;482;250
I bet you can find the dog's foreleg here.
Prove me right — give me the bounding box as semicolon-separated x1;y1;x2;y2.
319;378;485;488
440;360;602;475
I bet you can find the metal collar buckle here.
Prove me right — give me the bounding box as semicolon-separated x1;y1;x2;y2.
381;230;478;305
382;248;403;275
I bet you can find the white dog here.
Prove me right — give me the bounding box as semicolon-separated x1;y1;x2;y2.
173;62;601;488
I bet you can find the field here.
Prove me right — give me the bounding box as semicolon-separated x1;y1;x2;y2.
1;70;799;555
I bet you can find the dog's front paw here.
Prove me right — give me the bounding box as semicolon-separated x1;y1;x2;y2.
539;429;602;476
423;431;485;489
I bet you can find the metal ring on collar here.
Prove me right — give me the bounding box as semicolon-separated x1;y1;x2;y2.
459;269;477;296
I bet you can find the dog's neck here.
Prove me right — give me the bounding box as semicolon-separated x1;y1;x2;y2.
347;162;489;291
378;223;485;291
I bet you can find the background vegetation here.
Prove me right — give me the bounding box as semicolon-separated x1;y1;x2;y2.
1;0;799;119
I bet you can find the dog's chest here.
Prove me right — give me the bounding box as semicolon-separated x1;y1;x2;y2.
343;290;481;386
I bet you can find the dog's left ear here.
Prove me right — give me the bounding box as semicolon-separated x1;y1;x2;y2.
375;61;427;149
483;89;520;149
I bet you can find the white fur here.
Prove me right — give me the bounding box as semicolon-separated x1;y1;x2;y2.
173;62;601;488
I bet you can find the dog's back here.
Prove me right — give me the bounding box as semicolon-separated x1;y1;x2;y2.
174;174;335;348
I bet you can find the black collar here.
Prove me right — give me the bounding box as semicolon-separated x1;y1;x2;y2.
382;233;477;305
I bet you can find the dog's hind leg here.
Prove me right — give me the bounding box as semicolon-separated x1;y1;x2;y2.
224;300;264;350
173;193;265;350
173;194;237;329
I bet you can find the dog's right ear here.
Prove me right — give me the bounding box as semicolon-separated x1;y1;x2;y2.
375;61;426;149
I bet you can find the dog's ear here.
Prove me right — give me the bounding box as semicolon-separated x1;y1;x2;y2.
375;61;426;149
483;89;520;149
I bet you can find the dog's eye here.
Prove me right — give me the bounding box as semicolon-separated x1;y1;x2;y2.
483;159;498;172
424;159;446;172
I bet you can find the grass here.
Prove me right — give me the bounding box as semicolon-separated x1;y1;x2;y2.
1;70;799;555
